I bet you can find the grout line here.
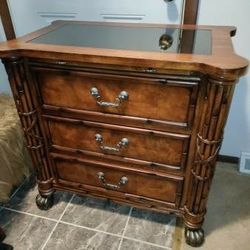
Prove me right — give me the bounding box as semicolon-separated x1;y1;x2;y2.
117;206;133;250
1;197;172;250
40;194;75;250
0;177;28;212
0;206;58;223
59;220;121;238
54;213;171;250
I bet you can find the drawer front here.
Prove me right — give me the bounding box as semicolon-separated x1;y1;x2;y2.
47;116;190;170
36;68;199;127
52;155;183;206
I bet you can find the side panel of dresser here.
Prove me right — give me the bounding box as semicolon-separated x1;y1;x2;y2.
183;77;237;246
2;57;55;210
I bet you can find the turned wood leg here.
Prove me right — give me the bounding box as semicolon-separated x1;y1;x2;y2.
185;226;204;247
36;193;54;210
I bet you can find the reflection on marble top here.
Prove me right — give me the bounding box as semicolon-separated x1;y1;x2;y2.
29;23;212;55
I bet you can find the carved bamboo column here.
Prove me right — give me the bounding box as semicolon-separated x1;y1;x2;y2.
184;77;237;246
3;57;54;209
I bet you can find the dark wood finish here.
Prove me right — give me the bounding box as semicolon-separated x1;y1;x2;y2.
0;21;248;247
184;80;236;229
52;153;183;206
183;0;200;25
0;0;15;40
34;67;199;126
46;116;190;170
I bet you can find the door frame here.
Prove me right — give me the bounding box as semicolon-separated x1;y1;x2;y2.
0;0;16;39
183;0;200;24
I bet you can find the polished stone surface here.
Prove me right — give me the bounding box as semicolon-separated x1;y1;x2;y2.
0;209;56;250
44;223;121;250
61;195;131;234
125;208;176;248
4;176;73;219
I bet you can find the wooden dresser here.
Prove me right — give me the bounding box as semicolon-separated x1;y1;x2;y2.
0;21;248;247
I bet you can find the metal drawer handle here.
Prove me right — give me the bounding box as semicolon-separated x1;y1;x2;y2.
95;134;129;152
90;87;129;108
97;172;128;190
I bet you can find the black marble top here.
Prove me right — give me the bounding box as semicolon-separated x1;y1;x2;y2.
29;23;212;55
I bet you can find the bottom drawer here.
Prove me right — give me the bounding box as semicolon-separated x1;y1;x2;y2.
52;154;183;207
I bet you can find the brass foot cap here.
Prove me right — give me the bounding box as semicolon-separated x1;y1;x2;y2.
185;227;204;247
35;194;53;210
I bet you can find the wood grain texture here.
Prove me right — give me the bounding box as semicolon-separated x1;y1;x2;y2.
34;67;198;125
46;116;190;169
2;57;54;196
52;153;183;206
184;78;236;230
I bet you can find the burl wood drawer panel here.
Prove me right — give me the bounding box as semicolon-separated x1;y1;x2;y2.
52;155;183;205
46;116;190;170
35;68;199;126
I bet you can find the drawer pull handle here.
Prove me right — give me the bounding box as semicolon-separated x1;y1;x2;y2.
95;134;129;152
97;172;128;189
90;87;129;107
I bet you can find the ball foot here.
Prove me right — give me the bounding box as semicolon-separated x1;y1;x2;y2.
185;227;204;247
35;193;53;210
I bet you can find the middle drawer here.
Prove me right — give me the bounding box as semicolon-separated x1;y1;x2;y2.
45;116;190;171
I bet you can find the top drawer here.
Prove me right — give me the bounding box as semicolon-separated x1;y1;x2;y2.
34;67;199;128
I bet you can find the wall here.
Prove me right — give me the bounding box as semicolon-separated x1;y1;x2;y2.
197;0;250;157
7;0;183;36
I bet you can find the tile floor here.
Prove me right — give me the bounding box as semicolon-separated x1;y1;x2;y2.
0;176;176;250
